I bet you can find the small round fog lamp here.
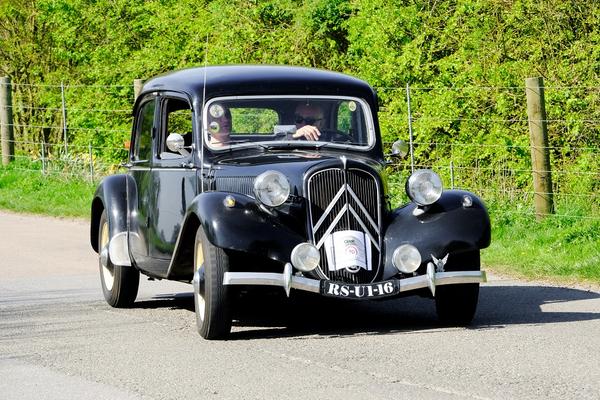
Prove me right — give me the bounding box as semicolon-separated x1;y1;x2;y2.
392;244;422;274
291;243;320;272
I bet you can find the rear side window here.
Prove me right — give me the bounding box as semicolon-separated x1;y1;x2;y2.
134;100;155;161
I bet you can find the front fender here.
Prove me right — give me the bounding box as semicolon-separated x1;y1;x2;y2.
193;192;305;261
167;192;306;281
90;174;134;266
383;190;491;275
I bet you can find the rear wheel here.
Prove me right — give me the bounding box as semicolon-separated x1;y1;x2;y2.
98;210;139;307
434;251;480;326
193;227;232;339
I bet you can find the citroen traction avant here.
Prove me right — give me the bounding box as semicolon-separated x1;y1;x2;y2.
90;66;491;339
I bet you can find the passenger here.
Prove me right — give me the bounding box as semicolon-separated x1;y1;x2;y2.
291;103;324;141
208;104;231;147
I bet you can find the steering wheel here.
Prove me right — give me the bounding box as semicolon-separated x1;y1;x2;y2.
321;130;352;143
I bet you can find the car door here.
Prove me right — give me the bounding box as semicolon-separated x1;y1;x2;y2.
129;93;198;277
144;94;198;276
128;94;157;272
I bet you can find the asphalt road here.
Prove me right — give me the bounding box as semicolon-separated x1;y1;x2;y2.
1;210;599;400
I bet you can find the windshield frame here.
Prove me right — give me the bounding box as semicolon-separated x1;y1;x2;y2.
202;95;376;152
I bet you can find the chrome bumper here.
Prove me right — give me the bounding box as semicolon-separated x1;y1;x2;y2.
223;262;487;298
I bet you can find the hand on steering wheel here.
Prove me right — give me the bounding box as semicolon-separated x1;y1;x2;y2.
292;125;321;141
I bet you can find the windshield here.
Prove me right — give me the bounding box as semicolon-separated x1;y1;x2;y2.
203;96;374;150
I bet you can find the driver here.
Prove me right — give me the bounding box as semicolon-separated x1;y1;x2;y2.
291;104;323;141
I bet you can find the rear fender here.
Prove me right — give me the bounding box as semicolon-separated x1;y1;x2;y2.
90;174;133;267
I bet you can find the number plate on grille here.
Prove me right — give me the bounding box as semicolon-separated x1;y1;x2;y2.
320;280;399;299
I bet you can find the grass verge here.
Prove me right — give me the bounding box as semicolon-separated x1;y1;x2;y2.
482;203;600;287
0;161;96;218
1;162;598;287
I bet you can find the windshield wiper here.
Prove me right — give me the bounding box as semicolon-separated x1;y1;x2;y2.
224;140;338;152
261;141;333;150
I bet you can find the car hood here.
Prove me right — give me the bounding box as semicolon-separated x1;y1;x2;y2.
210;150;383;197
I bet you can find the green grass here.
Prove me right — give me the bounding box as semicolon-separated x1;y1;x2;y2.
1;161;598;286
482;202;600;286
0;161;96;218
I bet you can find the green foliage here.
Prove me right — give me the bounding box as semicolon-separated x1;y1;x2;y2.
1;0;599;282
2;0;598;159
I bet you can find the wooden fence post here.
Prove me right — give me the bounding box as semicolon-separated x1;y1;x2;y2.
405;83;415;173
60;82;68;154
525;77;554;219
41;141;46;175
134;79;144;102
88;142;94;182
0;77;15;165
42;127;50;175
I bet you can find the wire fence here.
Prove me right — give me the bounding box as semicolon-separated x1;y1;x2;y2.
3;139;126;179
386;141;599;220
1;80;599;221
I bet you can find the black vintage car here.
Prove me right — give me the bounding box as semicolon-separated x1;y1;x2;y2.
90;65;490;339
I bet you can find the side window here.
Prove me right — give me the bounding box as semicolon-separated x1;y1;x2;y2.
159;98;193;159
134;100;155;161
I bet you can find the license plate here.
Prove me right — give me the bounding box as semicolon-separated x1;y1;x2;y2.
320;280;399;299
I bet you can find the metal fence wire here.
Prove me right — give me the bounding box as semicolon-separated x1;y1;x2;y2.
0;81;598;221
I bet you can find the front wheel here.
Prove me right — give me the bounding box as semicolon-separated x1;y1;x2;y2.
98;210;139;307
434;251;480;326
193;227;232;340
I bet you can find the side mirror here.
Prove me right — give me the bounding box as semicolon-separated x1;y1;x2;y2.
390;139;409;158
166;133;190;157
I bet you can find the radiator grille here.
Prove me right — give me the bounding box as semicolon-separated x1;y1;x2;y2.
214;176;255;197
307;167;382;283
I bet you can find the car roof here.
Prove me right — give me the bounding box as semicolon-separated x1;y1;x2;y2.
140;65;378;107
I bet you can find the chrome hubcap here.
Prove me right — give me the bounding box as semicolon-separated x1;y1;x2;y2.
194;240;206;321
100;221;114;291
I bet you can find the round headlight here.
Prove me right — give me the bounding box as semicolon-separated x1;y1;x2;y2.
392;244;422;274
253;170;290;207
291;243;320;272
406;169;443;206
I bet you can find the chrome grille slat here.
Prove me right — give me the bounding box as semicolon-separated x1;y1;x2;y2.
308;167;382;283
347;186;378;232
348;205;380;251
313;186;346;232
315;204;349;249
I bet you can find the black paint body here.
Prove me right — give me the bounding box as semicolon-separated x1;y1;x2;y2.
90;66;490;284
